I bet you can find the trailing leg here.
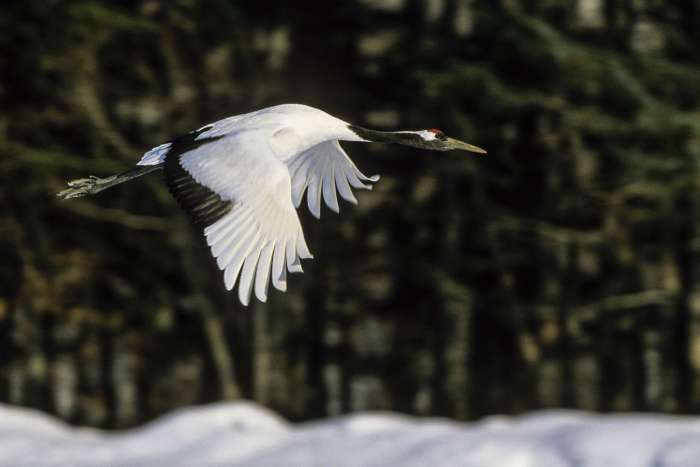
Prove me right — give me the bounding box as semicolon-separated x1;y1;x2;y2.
57;164;163;200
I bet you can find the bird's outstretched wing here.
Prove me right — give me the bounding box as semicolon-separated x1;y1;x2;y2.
285;140;379;218
164;130;311;305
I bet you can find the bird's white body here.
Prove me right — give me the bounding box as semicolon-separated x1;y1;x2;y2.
139;104;379;305
138;104;365;166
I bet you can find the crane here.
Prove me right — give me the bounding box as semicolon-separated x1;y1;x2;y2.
58;104;486;305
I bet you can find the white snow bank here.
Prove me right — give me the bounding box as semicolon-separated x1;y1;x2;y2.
2;402;700;467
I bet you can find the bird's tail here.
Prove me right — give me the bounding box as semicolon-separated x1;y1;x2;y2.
57;164;163;200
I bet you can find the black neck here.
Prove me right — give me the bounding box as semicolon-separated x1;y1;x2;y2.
348;125;425;147
349;125;454;152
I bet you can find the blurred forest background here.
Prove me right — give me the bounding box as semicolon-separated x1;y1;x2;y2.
2;0;700;429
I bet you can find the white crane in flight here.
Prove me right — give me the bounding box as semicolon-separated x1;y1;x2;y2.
58;104;486;305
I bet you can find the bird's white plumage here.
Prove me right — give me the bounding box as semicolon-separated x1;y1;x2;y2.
143;104;378;305
139;142;172;166
181;130;311;305
286;140;379;218
412;130;438;141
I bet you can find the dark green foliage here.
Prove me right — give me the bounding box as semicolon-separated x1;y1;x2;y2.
2;0;700;428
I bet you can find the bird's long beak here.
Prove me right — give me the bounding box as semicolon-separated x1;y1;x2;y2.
446;137;487;154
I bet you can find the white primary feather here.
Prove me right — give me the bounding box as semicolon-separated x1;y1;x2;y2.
286;140;379;218
271;240;287;292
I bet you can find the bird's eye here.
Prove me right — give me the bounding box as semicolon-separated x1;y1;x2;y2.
428;128;447;140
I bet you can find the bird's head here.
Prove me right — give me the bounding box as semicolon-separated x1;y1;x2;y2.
348;125;486;154
408;128;487;153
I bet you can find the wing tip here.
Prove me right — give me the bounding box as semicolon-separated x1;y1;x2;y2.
308;199;322;219
238;289;251;307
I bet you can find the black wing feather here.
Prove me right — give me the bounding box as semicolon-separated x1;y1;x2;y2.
163;126;233;226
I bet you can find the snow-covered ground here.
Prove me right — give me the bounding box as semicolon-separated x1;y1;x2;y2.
2;402;700;467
